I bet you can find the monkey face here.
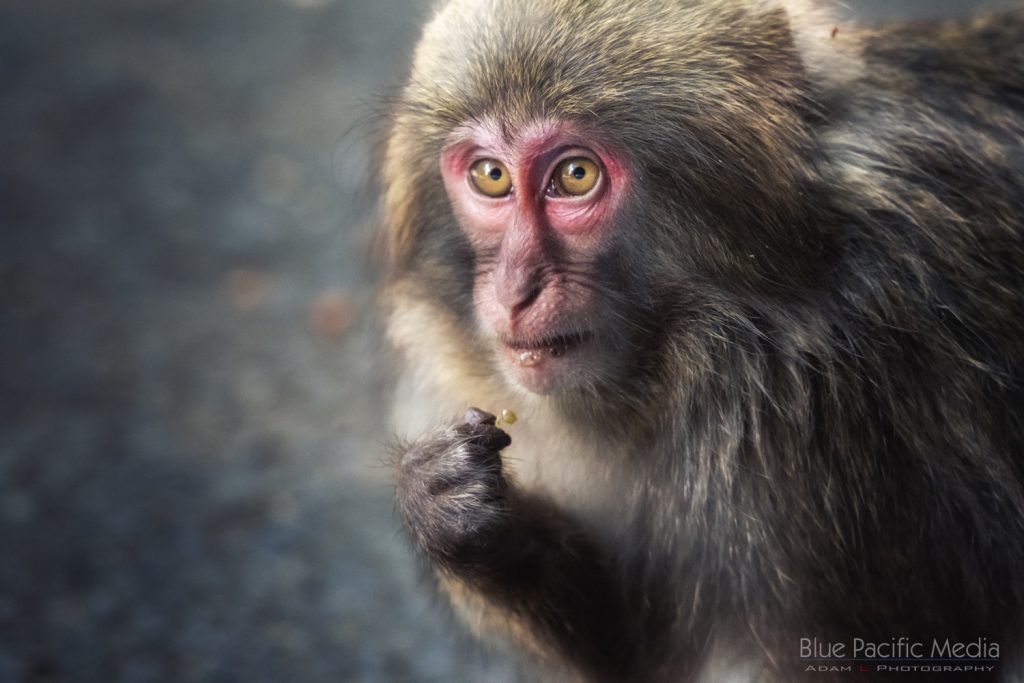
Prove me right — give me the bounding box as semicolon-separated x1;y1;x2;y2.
439;118;633;395
385;0;830;401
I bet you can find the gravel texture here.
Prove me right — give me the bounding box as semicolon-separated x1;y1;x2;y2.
0;0;1002;681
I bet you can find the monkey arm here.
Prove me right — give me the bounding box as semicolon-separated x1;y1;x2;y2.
435;488;630;682
395;414;629;680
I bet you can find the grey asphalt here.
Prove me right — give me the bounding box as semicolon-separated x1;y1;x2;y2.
0;0;1007;681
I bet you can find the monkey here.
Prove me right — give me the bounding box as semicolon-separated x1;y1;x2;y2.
379;0;1024;681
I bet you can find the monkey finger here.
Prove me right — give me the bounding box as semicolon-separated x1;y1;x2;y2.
453;422;512;456
464;407;497;426
471;425;512;453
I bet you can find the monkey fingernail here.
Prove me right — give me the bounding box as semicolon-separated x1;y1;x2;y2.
464;407;497;426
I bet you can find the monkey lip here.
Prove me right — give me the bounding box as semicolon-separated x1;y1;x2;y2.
499;332;591;368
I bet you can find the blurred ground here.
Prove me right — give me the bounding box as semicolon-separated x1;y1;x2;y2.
0;0;1009;681
0;1;523;681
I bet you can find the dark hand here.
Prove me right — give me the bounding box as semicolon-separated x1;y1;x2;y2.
396;408;513;568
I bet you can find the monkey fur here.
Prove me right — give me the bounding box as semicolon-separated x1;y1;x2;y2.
381;1;1024;681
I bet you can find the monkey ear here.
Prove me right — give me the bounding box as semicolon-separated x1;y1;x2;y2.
376;111;435;274
374;171;416;273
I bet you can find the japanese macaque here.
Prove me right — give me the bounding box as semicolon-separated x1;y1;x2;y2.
380;0;1024;680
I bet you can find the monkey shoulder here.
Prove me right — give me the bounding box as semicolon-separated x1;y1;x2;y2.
859;9;1024;113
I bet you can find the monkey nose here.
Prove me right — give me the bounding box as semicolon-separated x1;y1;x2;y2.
497;280;542;319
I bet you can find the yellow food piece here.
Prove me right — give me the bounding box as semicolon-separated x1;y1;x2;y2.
496;409;518;428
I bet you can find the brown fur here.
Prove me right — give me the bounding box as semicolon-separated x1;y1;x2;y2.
383;1;1024;681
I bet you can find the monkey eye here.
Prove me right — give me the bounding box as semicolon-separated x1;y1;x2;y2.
468;159;512;197
551;157;600;197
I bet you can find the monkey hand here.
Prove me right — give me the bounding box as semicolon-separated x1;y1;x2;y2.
396;407;513;569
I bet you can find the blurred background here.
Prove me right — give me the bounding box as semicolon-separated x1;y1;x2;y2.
0;0;1013;681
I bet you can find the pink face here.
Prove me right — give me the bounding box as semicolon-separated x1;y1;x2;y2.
440;119;630;394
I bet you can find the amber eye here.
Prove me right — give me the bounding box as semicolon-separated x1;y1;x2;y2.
468;159;512;197
553;157;600;196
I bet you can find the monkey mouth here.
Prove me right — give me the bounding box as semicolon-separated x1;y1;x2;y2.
500;332;590;367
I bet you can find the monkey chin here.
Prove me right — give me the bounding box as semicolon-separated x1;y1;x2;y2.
496;333;594;395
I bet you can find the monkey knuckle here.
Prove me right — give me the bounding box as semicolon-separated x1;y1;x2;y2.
436;441;476;473
408;440;504;501
438;433;502;473
438;469;504;506
399;427;489;475
413;486;506;556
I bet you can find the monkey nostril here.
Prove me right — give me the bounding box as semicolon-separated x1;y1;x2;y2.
521;284;542;308
506;283;542;318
